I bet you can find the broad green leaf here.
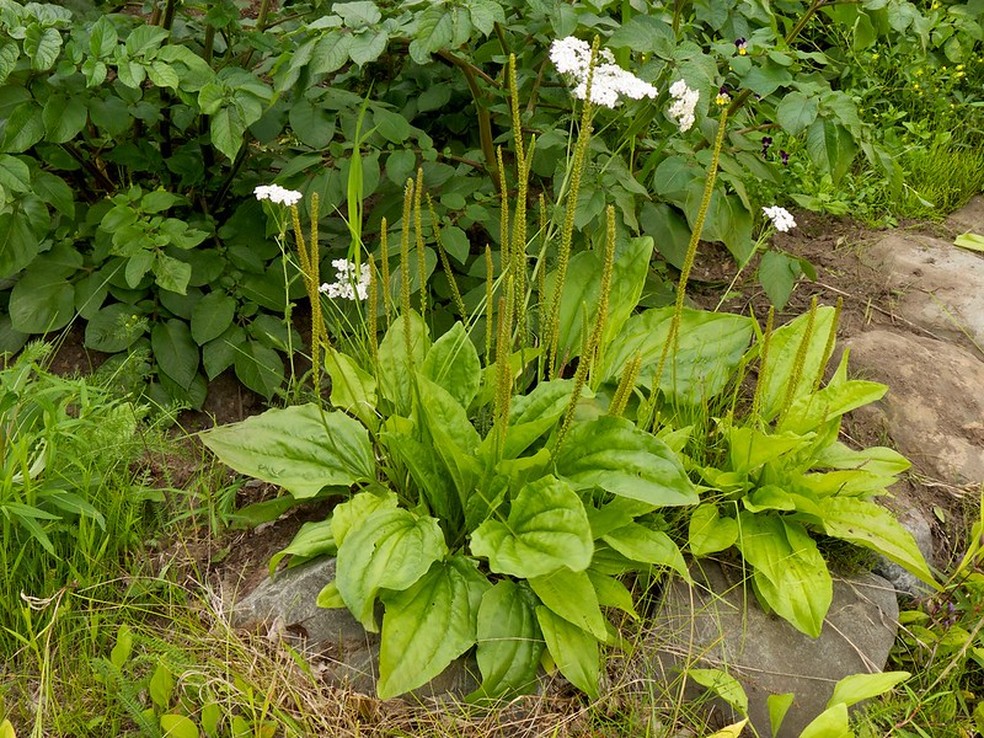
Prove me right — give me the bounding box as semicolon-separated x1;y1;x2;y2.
372;106;411;144
779;378;887;435
32;171;74;218
349;29;388;66
289;97;336;149
742;486;796;513
325;348;378;430
603;308;753;406
24;26;61;71
84;303;142;353
602;522;689;581
0;42;19;85
475;580;543;697
798;703;851;738
529;568;607;641
0;210;40;278
502;379;576;458
805;118;857;184
422;322;481;409
202;325;245;380
415;374;480;495
8;267;75;333
737;513;832;637
827;671;909;709
535;606;599;698
756;305;837;422
89;16;118;57
316;581;346;609
153;252;193;294
554;416;697;506
334;1;382;26
111;624;133;668
234;340;284;400
815;442;909;477
312;32;352;75
777;90;819;136
689;668;749;714
768;693;795;737
757;250;802;311
42;95;87;144
191;291;236;345
470;476;593;578
149;663;174;709
200;703;221;738
707;720;749;738
608;14;675;56
809;497;937;587
377;556;488;698
955;232;984;253
336;507;447;632
377;310;429;414
586;570;638;619
408;5;457;64
0;155;30;193
160;714;198;738
152;319;199;390
689;504;739;556
726;425;810;474
1;102;44;153
200;404;375;498
330;489;398;549
0;719;16;738
210;106;245;161
269;518;336;572
380;429;459;525
586;497;656;539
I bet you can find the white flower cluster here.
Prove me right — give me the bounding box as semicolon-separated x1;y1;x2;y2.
667;79;700;132
762;206;797;232
253;184;303;207
319;259;370;301
549;36;658;109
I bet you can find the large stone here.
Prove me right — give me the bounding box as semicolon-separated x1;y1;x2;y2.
946;195;984;236
646;561;899;738
844;330;984;487
228;558;479;697
862;232;984;351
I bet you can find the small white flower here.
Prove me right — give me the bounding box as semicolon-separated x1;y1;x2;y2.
550;36;658;109
763;206;797;232
667;80;700;132
254;184;303;207
319;259;370;301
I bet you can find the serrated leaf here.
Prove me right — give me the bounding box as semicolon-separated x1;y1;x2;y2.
377;556;488;698
535;606;599;698
336;507;447;632
475;580;543;697
201;404;375;499
554;416;697;506
470;476;593;579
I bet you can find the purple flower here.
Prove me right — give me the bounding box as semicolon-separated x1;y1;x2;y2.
761;136;773;157
735;38;748;55
780;149;790;166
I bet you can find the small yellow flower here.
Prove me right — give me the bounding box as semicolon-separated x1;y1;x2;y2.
957;64;965;70
914;69;922;76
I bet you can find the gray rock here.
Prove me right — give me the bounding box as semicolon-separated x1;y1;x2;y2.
873;497;937;598
228;558;479;698
844;330;984;487
946;195;984;236
646;561;899;738
862;232;984;352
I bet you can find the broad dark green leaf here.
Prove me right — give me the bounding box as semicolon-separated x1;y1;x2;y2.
84;303;143;352
191;291;236;345
777;90;819;136
377;310;430;414
8;266;75;333
1;102;44;153
24;26;61;71
200;404;375;498
805;118;857;184
152;319;199;389
42;95;87;144
234;340;283;400
0;155;30;193
0;210;40;278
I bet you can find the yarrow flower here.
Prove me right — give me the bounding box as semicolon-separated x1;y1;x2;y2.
319;259;370;301
254;184;303;207
667;79;700;132
763;206;797;232
549;36;658;109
